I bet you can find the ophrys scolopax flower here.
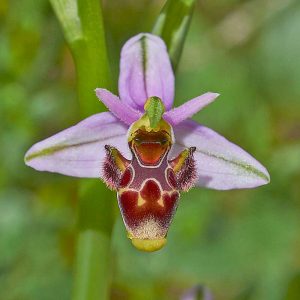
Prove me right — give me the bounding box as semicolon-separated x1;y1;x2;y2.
25;33;270;252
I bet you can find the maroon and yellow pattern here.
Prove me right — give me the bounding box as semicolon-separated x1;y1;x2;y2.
102;99;196;251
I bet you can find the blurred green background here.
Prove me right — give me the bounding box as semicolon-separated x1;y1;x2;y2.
1;0;300;299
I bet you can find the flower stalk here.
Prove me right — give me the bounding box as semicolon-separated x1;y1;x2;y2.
50;0;113;299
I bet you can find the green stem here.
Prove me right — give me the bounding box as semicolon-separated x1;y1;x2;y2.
73;1;113;300
49;0;113;299
73;180;115;300
74;0;111;117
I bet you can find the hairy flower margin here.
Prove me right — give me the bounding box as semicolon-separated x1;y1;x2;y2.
25;33;270;251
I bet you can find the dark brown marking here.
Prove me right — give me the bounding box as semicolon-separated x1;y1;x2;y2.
140;180;161;202
119;168;132;188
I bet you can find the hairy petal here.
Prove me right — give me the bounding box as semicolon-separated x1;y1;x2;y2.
171;120;270;190
25;112;131;178
95;88;141;125
119;33;174;111
164;92;219;126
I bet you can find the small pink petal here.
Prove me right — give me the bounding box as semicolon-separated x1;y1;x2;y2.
171;120;270;190
164;92;219;126
95;88;142;125
25;112;131;178
119;33;174;111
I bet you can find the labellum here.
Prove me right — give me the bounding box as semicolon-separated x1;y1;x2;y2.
103;97;196;251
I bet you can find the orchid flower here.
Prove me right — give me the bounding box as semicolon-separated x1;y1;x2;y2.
25;33;270;252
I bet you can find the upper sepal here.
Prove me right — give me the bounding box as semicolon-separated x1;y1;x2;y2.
118;33;174;112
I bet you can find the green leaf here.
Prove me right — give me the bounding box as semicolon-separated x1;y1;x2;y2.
144;96;165;128
152;0;196;70
49;0;82;45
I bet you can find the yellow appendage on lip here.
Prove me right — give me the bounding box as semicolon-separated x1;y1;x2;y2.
127;221;167;252
131;238;167;252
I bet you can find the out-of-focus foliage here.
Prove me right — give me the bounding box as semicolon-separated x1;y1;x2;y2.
283;274;300;300
1;0;300;300
152;0;196;70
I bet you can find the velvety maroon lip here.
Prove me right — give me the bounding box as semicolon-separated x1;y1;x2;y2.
118;180;179;236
